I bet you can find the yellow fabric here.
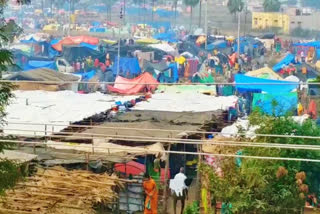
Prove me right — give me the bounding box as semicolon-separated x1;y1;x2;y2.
235;63;239;70
43;24;60;31
298;103;303;116
102;39;117;45
196;35;206;45
316;61;320;71
201;188;208;214
175;56;186;65
136;38;159;44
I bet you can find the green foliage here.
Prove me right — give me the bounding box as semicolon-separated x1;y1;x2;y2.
184;201;200;214
227;0;244;14
263;0;281;12
203;111;320;213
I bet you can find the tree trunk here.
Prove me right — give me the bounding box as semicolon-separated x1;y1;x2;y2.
199;0;202;27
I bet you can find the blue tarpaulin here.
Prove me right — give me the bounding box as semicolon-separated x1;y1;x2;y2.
89;27;106;33
80;42;98;50
112;57;141;77
49;39;60;57
91;21;101;27
145;21;171;31
252;92;298;116
235;74;298;94
74;70;96;81
316;49;320;60
127;7;149;15
153;32;177;43
24;60;56;71
207;40;227;51
20;37;38;44
293;41;320;48
272;54;295;72
155;9;177;17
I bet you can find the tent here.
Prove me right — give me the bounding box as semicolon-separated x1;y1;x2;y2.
153;32;177;43
52;36;99;52
245;67;283;80
272;54;296;72
6;68;79;81
149;43;176;55
107;72;158;95
62;46;105;63
24;60;56;71
235;74;298;94
112;57;141;77
206;40;227;51
136;38;159;45
252;92;298;116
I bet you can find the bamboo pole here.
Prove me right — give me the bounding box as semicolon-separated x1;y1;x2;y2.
162;143;171;214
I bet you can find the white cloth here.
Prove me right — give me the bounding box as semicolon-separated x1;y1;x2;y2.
169;173;187;197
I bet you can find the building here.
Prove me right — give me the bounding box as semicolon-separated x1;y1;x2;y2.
252;12;290;34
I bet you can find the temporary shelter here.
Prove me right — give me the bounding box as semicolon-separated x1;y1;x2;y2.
272;53;296;72
52;36;99;52
62;46;105;63
107;72;158;95
252;92;298;116
6;68;79;91
245;67;283;80
206;40;227;51
149;43;176;55
112;57;141;77
235;74;298;94
24;60;56;71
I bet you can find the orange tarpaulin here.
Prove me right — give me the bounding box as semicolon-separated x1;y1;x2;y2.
107;72;158;95
52;36;99;51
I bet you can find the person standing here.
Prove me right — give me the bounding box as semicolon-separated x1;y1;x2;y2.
143;173;158;214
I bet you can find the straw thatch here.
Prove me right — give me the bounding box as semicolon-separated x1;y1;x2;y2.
0;166;123;214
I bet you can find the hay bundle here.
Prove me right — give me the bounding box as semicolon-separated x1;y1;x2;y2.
0;166;123;214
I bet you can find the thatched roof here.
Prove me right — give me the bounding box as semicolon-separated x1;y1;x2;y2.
0;166;123;214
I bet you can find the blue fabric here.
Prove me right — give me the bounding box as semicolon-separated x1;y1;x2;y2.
91;21;100;27
272;54;295;72
89;27;106;33
88;5;108;12
252;92;298;116
168;63;179;82
155;9;177;17
80;42;98;50
74;70;96;81
206;40;227;51
235;74;298;94
293;41;320;48
21;37;38;44
127;7;150;16
145;21;171;31
112;57;141;76
153;32;177;43
49;39;60;58
316;49;320;60
24;60;56;71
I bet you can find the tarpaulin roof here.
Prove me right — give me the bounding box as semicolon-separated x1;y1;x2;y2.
24;60;56;71
149;43;176;54
245;67;283;80
206;40;227;51
52;36;99;52
145;21;171;31
293;41;320;48
107;72;158;95
6;68;79;81
272;53;295;72
153;32;177;43
74;70;96;81
252;92;298;116
62;46;105;63
235;74;298;94
112;57;141;76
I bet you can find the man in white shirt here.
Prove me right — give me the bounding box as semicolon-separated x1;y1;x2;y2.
169;167;188;214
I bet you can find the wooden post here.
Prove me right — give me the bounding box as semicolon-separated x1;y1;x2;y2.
162;143;171;214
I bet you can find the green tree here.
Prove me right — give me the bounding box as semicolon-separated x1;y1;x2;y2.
0;0;24;194
263;0;281;12
183;0;199;32
227;0;244;15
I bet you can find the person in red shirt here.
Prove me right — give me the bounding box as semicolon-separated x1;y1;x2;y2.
94;58;100;68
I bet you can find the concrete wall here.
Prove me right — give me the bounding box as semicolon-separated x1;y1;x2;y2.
252;12;290;34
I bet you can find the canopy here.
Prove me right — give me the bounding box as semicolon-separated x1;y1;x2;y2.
6;68;79;81
206;40;227;51
272;54;295;72
245;67;283;80
107;72;158;95
24;60;56;71
293;41;320;48
149;43;175;55
52;36;99;52
136;38;159;44
62;46;105;63
112;57;141;77
235;74;298;94
252;92;298;116
153;32;177;43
